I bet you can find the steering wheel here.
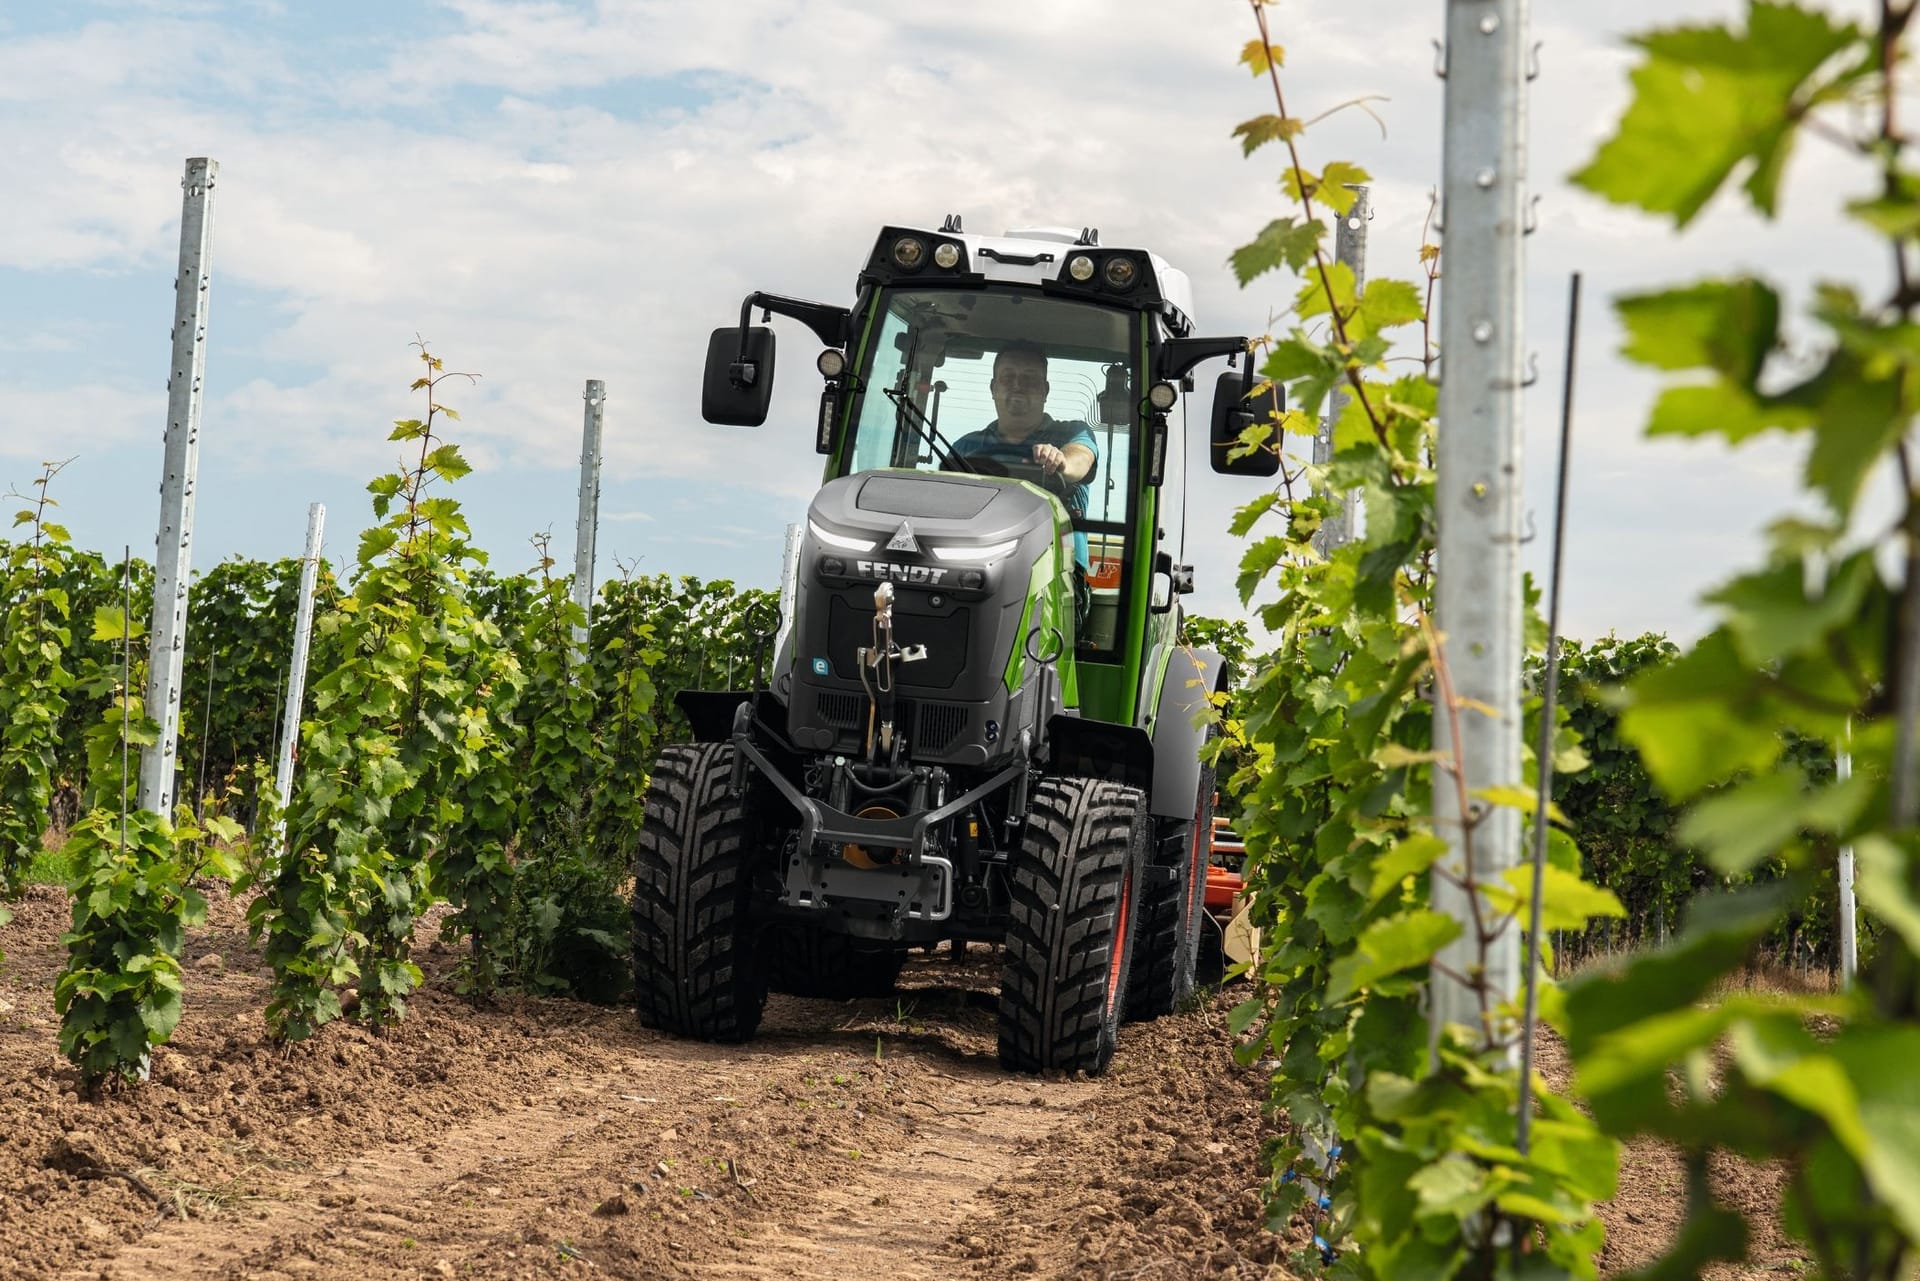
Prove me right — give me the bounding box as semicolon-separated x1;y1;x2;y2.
939;453;1075;503
1001;457;1077;501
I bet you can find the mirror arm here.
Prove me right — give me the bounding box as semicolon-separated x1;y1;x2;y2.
1154;335;1250;385
737;292;853;355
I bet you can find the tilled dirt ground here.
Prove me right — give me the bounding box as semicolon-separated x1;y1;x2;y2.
0;884;1808;1280
0;885;1305;1281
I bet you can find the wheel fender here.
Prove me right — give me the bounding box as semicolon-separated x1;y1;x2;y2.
1147;646;1225;819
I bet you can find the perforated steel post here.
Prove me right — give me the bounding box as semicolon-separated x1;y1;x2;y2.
138;157;217;817
573;380;606;650
1312;184;1369;556
1431;0;1529;1047
273;502;326;847
1838;736;1857;986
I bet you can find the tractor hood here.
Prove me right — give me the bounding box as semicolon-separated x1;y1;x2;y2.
785;470;1070;767
804;471;1058;565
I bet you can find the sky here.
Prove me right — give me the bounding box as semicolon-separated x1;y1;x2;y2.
0;0;1895;644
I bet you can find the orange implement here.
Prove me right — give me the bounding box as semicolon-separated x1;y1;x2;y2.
1205;815;1246;917
1205;863;1244;915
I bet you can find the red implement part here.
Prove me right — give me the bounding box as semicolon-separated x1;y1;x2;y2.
1205;863;1243;916
1206;815;1246;918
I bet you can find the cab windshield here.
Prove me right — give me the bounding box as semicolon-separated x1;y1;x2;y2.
840;287;1141;655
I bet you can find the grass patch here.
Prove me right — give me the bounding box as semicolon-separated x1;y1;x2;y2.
25;832;73;888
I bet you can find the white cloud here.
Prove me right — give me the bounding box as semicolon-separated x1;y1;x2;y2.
1;0;1904;648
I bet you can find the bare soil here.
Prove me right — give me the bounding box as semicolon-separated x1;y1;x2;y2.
0;885;1306;1281
0;884;1809;1280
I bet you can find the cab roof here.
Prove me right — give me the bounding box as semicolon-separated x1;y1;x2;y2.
859;222;1196;337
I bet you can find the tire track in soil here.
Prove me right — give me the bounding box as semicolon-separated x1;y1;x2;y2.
72;971;1097;1281
6;890;1288;1281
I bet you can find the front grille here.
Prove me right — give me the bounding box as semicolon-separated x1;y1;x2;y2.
913;700;971;754
815;690;865;729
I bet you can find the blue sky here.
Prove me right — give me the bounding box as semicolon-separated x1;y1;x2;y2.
0;0;1891;638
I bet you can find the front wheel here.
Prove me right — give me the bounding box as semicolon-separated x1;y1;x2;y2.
997;777;1149;1074
630;743;768;1042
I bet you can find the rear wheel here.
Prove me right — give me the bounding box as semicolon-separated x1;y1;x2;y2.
1126;760;1216;1021
998;777;1148;1074
630;743;768;1042
764;927;907;999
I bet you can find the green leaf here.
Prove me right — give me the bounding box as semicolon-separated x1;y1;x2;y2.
1407;1153;1492;1218
1563;884;1786;1056
1487;863;1627;932
1470;785;1569;826
1326;909;1461;1001
1351;279;1424;339
1572;3;1865;226
1705;552;1874;664
1618;629;1780;800
1236;537;1289;604
1853;834;1920;954
1317;162;1371;216
1617;279;1780;383
1645;381;1808;443
421;443;472;483
1366;833;1449;904
1231;114;1303;156
1828;1027;1920;1238
1295;261;1356;323
1795;351;1907;514
1229;217;1324;285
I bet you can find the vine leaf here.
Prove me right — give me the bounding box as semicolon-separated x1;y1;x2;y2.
1852;835;1920;954
1366;833;1449;905
1230;216;1324;285
1618;279;1779;384
1572;2;1865;226
1238;38;1284;76
1703;553;1874;664
1326;908;1461;1001
1618;630;1780;800
1826;1027;1920;1238
1485;864;1625;933
1317;161;1370;215
1233;114;1302;156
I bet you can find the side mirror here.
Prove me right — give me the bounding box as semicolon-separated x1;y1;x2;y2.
703;326;776;426
1209;370;1282;477
1150;550;1176;614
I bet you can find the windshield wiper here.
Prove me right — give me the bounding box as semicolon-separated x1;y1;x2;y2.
884;386;979;475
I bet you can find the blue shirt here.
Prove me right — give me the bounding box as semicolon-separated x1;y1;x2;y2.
951;416;1099;569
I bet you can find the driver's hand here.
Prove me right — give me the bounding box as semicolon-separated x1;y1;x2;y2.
1032;443;1066;475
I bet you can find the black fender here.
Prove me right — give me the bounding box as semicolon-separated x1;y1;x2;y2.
1045;714;1154;795
675;689;755;743
1147;647;1225;819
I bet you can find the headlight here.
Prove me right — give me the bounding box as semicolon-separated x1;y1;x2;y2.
816;348;847;378
892;236;927;269
1147;381;1178;411
1067;254;1095;282
931;538;1020;563
933;242;962;269
809;519;876;552
1103;255;1138;289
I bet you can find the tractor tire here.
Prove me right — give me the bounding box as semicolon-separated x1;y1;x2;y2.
764;927;907;999
1126;759;1217;1021
997;777;1149;1075
630;743;768;1042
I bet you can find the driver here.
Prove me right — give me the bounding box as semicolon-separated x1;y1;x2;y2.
950;341;1098;572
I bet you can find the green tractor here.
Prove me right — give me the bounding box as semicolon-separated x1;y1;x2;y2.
634;218;1278;1074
